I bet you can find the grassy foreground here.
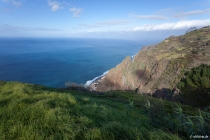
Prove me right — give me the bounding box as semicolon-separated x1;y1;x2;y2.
0;81;209;140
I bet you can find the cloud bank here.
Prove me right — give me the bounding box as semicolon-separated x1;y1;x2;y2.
129;8;210;20
129;14;167;20
175;8;210;18
126;19;210;31
0;23;62;32
80;20;129;28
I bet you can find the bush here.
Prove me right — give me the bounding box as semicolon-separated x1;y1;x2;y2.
143;99;166;127
177;64;210;108
144;100;210;138
64;81;86;91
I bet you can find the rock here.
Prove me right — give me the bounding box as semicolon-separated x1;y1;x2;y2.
89;26;210;95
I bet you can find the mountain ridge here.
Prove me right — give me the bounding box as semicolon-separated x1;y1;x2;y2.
89;26;210;97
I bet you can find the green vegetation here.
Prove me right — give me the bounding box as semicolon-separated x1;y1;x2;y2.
177;64;210;108
0;81;209;139
65;81;86;90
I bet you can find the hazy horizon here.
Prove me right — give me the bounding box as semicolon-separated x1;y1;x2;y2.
1;0;210;40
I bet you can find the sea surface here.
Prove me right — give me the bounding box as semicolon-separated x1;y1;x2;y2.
0;38;150;88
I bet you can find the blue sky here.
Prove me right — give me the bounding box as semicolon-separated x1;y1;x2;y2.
1;0;210;40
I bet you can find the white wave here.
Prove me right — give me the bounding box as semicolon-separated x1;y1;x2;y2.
131;53;138;61
84;70;109;87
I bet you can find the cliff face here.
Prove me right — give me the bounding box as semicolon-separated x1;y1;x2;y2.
91;26;210;94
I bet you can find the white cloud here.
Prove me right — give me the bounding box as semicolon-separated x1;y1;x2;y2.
154;8;174;14
129;14;167;20
125;19;210;31
12;0;21;8
128;8;172;20
0;23;62;32
48;1;62;12
80;20;130;28
70;7;83;18
175;8;210;18
1;0;22;8
97;20;129;26
0;8;11;13
72;19;210;35
129;8;210;20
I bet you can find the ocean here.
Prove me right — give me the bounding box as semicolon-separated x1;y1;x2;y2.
0;38;149;88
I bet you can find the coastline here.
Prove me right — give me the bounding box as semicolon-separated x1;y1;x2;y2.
88;76;106;91
84;53;139;91
84;70;109;90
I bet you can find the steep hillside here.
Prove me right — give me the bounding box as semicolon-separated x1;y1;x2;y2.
0;81;209;139
92;26;210;95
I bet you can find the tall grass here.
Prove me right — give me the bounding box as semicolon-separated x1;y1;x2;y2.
138;96;210;139
0;81;205;139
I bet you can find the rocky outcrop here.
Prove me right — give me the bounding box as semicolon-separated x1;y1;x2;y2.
90;26;210;95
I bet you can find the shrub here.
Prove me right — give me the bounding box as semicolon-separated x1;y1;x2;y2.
143;99;166;127
64;81;86;91
177;64;210;108
125;99;134;116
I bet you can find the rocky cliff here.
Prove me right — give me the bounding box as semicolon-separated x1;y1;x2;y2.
90;26;210;95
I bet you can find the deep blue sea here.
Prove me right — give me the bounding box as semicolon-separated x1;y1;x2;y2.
0;38;149;88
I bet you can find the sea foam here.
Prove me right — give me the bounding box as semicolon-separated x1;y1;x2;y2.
84;70;109;87
131;53;138;61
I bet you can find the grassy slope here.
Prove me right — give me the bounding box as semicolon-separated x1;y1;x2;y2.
0;81;209;140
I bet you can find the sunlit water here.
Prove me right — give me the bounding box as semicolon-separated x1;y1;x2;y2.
0;38;150;88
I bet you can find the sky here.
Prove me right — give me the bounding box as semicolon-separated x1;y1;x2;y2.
1;0;210;40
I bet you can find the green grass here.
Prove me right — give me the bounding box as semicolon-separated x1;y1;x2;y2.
0;81;209;140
